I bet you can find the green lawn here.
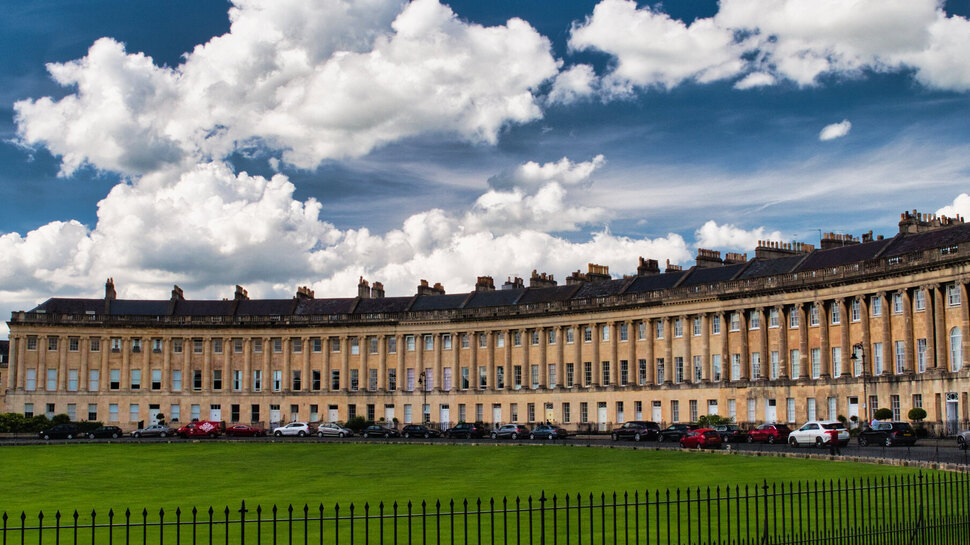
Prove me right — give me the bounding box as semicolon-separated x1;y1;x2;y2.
0;441;931;515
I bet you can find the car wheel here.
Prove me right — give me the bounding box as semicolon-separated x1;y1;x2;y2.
425;432;431;439
767;435;775;444
43;434;51;440
859;437;869;447
695;442;702;450
298;431;306;437
318;431;325;438
66;434;73;440
512;433;518;440
747;435;754;443
959;437;967;450
530;433;536;440
404;432;410;438
275;431;282;437
548;434;554;440
111;432;119;439
815;437;824;448
338;432;346;438
160;432;167;438
657;434;664;443
788;437;798;447
885;437;892;447
89;433;96;439
491;432;497;439
384;433;390;438
611;433;618;441
634;433;641;442
133;432;141;438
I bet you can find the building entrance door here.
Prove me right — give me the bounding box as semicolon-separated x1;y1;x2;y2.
597;402;608;432
269;406;281;427
765;399;777;423
946;393;959;436
384;405;395;424
847;397;859;427
544;403;555;423
149;405;161;425
328;406;339;422
492;404;502;427
209;405;222;422
440;405;450;428
651;401;662;422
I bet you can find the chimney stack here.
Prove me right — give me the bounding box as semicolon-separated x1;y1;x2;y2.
502;276;525;290
171;285;185;301
371;281;385;299
665;259;682;273
358;277;371;299
694;248;723;268
417;279;445;296
529;270;557;288
637;257;660;276
233;285;249;301
105;278;117;300
296;286;315;299
475;276;495;292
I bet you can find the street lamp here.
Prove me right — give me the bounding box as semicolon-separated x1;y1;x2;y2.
418;371;429;424
851;343;868;426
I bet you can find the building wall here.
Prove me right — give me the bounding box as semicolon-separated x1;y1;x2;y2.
4;265;970;431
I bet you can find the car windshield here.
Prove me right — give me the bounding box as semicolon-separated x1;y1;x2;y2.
821;423;845;430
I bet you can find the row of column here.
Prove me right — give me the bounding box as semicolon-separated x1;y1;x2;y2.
6;283;967;395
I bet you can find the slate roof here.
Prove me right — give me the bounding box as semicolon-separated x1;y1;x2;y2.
21;221;970;319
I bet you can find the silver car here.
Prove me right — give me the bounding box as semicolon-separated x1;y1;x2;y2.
316;422;354;438
958;430;970;449
131;424;174;438
272;422;312;437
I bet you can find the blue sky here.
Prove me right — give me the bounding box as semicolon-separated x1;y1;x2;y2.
3;0;970;338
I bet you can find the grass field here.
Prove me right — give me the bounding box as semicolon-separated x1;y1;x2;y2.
0;441;934;515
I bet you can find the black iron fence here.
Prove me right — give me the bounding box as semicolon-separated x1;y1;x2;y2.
3;471;968;544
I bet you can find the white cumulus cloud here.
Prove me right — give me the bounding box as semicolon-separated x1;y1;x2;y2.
936;193;970;220
695;221;783;251
819;120;852;141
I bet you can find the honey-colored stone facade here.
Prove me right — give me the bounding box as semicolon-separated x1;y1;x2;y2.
5;220;970;433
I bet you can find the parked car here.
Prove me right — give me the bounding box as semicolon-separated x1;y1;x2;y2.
857;421;917;447
713;424;748;443
788;420;849;448
611;421;661;442
316;422;354;438
225;424;266;437
747;424;791;444
657;424;698;442
176;420;224;438
491;424;530;440
680;429;723;449
957;430;970;449
445;422;488;439
86;425;123;439
38;423;80;440
531;424;568;440
401;424;440;438
362;425;400;438
131;424;174;438
273;422;313;437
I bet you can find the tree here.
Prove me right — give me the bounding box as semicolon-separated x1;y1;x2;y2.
908;407;927;422
873;408;893;421
344;416;368;433
51;413;71;425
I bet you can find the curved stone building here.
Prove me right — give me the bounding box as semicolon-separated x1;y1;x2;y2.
4;210;970;434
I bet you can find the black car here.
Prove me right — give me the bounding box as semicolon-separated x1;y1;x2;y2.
530;424;568;440
657;424;698;443
362;425;400;438
858;422;918;447
713;425;748;443
611;421;661;442
401;424;441;438
445;422;488;439
490;424;530;440
87;425;123;439
38;423;80;440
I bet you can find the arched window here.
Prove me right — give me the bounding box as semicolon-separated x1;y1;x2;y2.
949;327;963;372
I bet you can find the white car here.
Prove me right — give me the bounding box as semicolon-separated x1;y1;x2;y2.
788;420;849;447
272;422;312;437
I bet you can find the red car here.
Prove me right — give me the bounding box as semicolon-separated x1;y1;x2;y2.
679;429;722;449
225;424;267;437
747;424;791;444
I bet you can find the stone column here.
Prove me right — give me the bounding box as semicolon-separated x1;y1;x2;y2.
323;337;332;391
777;306;789;379
758;308;769;380
608;322;619;386
819;302;831;378
573;325;582;385
663;317;674;384
796;303;809;379
559;325;568;389
591;326;601;386
860;296;871;376
539;328;548;388
282;337;292;392
880;292;892;375
7;335;19;390
378;334;387;392
682;315;693;383
435;332;444;392
359;336;369;390
470;332;479;388
962;282;970;372
57;335;67;391
701;314;711;382
719;312;729;382
924;286;936;371
261;337;271;392
201;337;211;391
242;338;252;391
933;285;945;370
902;289;915;374
839;298;851;377
453;332;462;391
121;337;131;391
162;337;172;392
302;337;311;391
79;335;89;392
738;311;749;380
16;336;27;390
340;336;350;391
644;319;655;385
627;321;636;386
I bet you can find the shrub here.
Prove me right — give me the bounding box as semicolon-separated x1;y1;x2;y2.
908;408;927;422
874;408;893;421
51;413;71;425
696;414;732;427
344;416;368;433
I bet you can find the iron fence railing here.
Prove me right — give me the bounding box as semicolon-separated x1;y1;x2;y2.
2;471;968;544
